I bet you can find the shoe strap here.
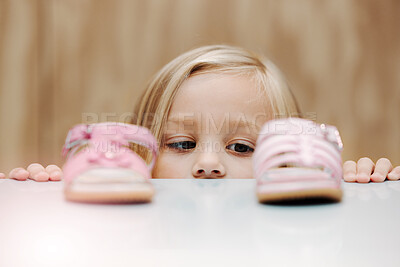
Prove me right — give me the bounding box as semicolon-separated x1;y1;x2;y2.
62;122;158;170
253;118;343;180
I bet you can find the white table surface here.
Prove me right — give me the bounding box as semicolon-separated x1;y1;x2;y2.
1;178;400;267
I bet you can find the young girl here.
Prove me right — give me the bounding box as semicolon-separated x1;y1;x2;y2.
4;45;400;183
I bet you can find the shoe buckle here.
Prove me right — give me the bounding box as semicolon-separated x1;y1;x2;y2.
320;124;343;152
62;124;92;157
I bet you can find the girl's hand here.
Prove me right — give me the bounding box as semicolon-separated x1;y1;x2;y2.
343;158;400;183
6;163;62;182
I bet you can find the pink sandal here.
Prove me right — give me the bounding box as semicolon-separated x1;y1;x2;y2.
62;122;158;203
253;118;344;203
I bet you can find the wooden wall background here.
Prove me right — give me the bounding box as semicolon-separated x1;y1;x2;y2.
0;0;399;173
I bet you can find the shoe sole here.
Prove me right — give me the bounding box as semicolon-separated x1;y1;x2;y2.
257;187;342;203
257;168;343;203
65;188;154;204
64;168;154;204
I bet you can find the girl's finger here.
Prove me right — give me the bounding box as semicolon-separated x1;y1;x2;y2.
27;163;50;182
370;158;392;182
8;167;30;181
356;157;375;183
343;160;357;182
45;165;63;181
388;166;400;181
0;173;5;179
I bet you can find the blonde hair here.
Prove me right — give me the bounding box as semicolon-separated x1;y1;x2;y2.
132;45;301;164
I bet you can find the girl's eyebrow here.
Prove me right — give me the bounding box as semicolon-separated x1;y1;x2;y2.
228;119;261;133
167;116;196;125
167;115;261;132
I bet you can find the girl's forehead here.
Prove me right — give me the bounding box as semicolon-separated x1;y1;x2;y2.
170;72;270;115
165;73;272;134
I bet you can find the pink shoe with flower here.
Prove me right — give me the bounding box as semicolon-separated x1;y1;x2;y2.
253;118;344;203
62;122;158;203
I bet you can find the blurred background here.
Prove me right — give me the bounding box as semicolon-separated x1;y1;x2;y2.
0;0;399;173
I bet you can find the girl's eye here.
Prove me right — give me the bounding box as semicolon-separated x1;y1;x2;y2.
226;143;254;154
166;141;196;151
